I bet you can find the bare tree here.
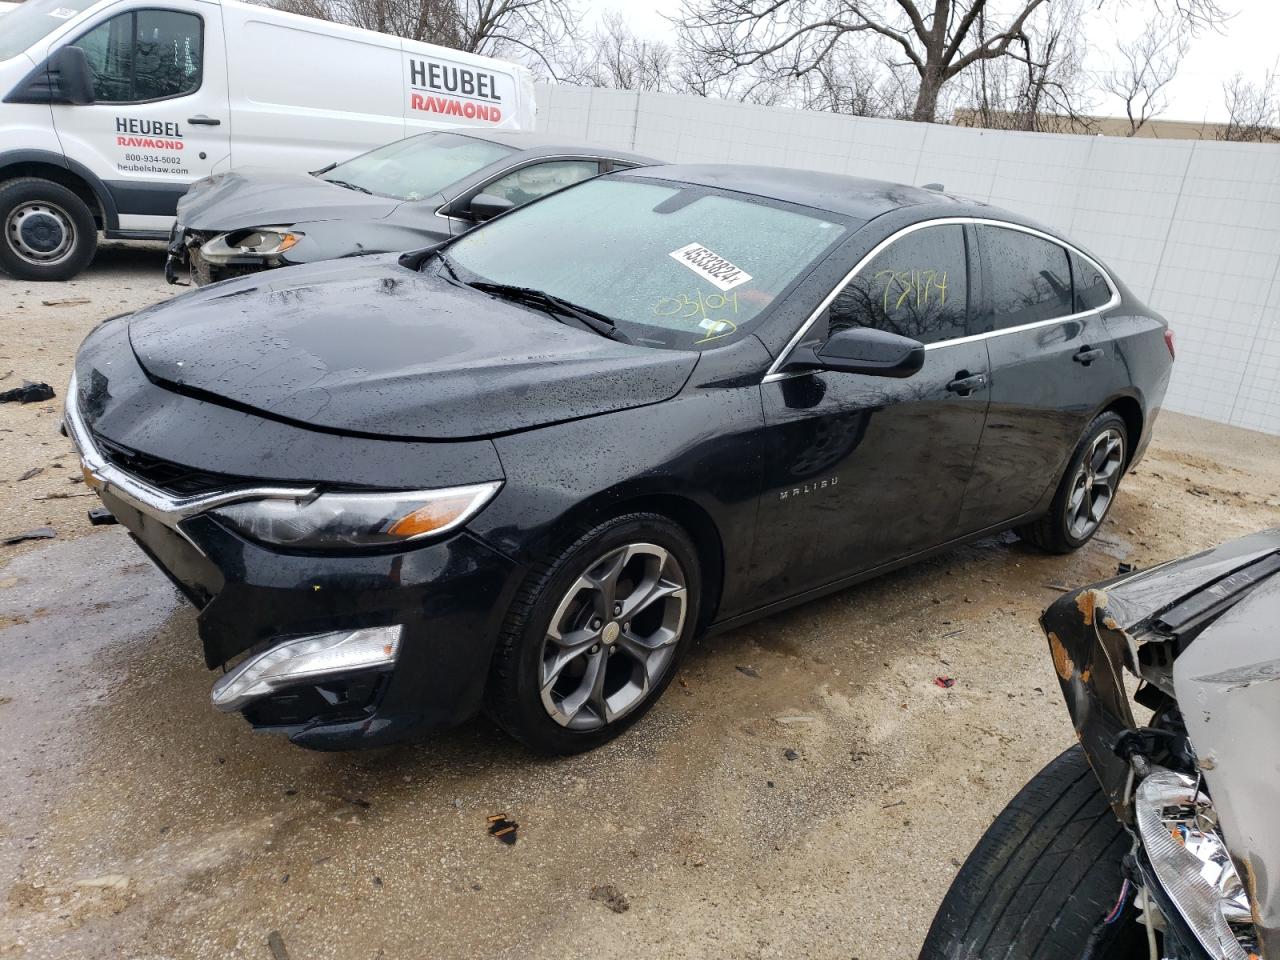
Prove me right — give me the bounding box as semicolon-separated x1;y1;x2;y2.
674;0;1231;124
1221;70;1280;143
563;11;680;92
274;0;577;76
957;0;1095;133
1099;16;1189;136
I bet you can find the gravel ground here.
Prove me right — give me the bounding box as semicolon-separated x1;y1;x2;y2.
1;249;1278;960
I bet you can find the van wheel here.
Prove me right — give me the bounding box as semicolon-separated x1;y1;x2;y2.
0;178;98;281
920;745;1147;960
1018;411;1128;554
486;513;700;755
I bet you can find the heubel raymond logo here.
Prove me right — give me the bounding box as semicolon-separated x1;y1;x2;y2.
407;58;503;122
114;116;184;151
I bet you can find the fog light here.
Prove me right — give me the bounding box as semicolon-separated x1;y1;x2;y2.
1135;767;1255;960
211;626;402;712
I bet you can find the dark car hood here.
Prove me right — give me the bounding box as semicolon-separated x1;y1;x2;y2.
176;168;404;231
127;258;699;440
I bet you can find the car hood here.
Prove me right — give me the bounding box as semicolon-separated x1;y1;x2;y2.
127;257;699;440
176;168;405;231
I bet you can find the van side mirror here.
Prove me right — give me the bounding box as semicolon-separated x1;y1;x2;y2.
4;46;96;105
787;327;925;378
468;193;514;222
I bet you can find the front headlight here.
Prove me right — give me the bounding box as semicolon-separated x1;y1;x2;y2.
211;482;502;549
1135;768;1256;960
200;226;302;264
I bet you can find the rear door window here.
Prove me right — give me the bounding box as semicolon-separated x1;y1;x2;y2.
976;225;1074;332
74;9;202;103
1072;254;1113;312
826;223;969;345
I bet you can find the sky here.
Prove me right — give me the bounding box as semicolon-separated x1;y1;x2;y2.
588;0;1280;123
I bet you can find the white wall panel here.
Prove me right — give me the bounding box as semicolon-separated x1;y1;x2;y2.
536;83;1280;435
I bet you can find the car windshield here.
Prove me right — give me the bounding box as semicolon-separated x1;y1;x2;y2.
0;0;99;62
319;131;515;201
444;176;849;351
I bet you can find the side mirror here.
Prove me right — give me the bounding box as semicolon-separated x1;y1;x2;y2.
4;46;96;105
789;327;925;378
468;193;515;222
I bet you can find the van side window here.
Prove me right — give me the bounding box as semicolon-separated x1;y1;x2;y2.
826;224;969;345
74;9;202;103
481;160;600;208
1072;253;1113;312
976;225;1074;331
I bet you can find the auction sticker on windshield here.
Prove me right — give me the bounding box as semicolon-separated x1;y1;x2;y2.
669;243;753;291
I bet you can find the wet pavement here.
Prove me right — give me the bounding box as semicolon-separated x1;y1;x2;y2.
4;408;1278;960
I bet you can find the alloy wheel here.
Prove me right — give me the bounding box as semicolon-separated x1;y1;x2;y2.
1066;427;1125;540
539;542;687;731
5;201;77;266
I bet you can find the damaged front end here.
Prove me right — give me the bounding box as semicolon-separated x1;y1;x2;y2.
1043;529;1280;959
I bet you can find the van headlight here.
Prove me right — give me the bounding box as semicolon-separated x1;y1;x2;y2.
1135;768;1256;960
200;227;302;263
211;482;502;549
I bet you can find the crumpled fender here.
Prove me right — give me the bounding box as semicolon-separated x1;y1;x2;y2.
1042;586;1139;820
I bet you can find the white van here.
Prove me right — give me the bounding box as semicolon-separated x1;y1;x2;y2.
0;4;21;18
0;0;536;280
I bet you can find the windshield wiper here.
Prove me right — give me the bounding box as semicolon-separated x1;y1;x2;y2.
324;178;374;195
468;281;633;344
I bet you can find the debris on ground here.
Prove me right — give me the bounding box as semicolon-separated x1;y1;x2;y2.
783;748;800;761
735;665;761;678
40;297;92;307
487;814;518;845
267;930;291;960
589;884;631;913
0;381;56;404
773;714;816;725
17;467;43;481
934;676;957;689
73;874;130;892
34;491;96;501
1116;561;1136;574
3;526;56;546
88;506;118;526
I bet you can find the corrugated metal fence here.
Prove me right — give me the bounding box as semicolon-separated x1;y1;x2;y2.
536;83;1280;435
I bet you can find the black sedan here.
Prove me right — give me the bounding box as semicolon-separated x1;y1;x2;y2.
69;165;1174;754
165;130;655;285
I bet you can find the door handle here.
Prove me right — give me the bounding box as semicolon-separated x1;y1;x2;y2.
187;116;221;126
946;372;987;396
1073;346;1104;366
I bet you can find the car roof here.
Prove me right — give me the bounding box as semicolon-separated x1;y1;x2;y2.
619;163;982;222
453;129;657;166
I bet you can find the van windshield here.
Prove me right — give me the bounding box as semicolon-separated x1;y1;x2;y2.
319;132;515;201
0;0;99;62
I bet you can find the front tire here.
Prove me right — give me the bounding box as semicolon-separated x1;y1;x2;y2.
0;178;98;281
487;513;701;755
920;745;1146;960
1018;411;1128;554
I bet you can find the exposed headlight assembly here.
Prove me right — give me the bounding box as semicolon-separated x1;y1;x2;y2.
200;226;302;264
211;482;502;549
1135;768;1257;960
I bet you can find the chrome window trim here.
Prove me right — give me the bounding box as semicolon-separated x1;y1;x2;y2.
63;373;317;537
762;216;1121;383
433;153;634;224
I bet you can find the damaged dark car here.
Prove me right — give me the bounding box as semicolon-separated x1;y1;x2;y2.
68;165;1173;753
923;528;1280;960
165;130;653;285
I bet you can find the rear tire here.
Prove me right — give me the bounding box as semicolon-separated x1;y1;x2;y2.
1018;411;1128;554
486;513;701;755
919;745;1146;960
0;178;98;281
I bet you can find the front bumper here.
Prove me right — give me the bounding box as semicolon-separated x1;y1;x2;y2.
66;374;524;748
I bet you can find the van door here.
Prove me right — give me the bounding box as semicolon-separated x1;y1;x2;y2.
50;0;229;234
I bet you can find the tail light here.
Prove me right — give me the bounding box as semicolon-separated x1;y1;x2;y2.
1164;329;1176;360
